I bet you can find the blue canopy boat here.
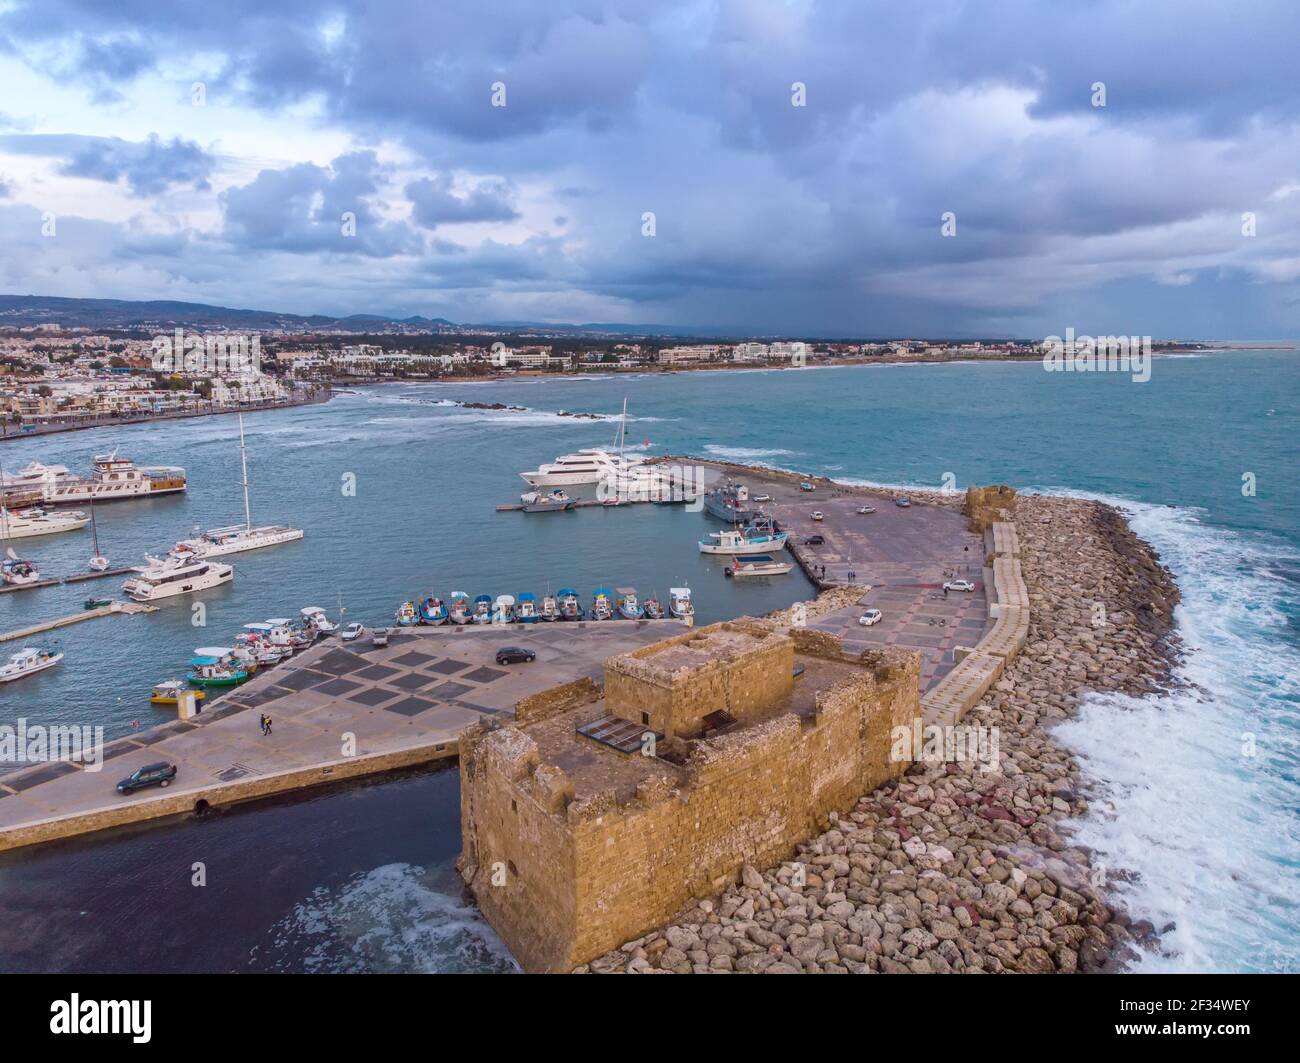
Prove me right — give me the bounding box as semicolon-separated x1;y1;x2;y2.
590;587;614;621
516;591;539;623
557;588;583;621
471;594;493;624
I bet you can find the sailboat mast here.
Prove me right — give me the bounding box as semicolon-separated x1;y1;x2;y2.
90;502;100;555
238;413;252;531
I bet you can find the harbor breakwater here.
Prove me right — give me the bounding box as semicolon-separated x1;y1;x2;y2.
580;473;1182;974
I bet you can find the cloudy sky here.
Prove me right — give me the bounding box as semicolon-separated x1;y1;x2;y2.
0;0;1297;338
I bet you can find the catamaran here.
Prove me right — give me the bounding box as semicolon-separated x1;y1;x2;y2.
122;554;233;601
170;414;303;559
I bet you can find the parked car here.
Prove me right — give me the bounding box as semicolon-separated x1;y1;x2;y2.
802;533;826;546
371;626;391;647
753;493;773;502
811;511;824;522
857;505;876;514
496;646;536;665
895;497;912;508
799;482;815;492
340;622;365;642
943;579;976;592
116;761;177;795
858;609;884;627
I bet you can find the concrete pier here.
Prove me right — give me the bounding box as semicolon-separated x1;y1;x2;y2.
0;600;156;643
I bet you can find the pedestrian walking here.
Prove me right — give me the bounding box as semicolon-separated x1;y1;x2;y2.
259;713;267;735
264;716;273;735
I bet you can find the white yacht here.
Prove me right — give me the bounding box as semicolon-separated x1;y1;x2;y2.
0;647;63;683
0;506;89;539
9;452;186;504
169;415;303;559
519;447;648;488
1;548;40;586
122;554;233;602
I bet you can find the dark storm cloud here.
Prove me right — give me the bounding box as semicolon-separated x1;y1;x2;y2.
1;0;1298;336
0;133;214;195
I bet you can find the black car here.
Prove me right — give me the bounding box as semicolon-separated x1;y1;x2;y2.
803;534;826;546
117;761;177;795
495;646;536;665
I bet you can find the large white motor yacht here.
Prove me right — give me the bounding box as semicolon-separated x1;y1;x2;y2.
122;554;234;602
519;447;648;488
0;506;89;538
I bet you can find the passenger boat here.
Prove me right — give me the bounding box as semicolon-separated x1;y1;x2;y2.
1;548;40;586
187;648;250;687
0;647;62;683
494;594;517;623
1;452;186;506
724;554;795;578
644;595;665;619
122;554;233;601
519;489;576;513
471;594;493;624
516;592;539;623
168;415;302;558
540;594;560;621
150;679;206;705
590;588;614;621
301;606;338;635
419;597;449;625
558;588;583;621
616;587;644;620
699;515;788;555
395;601;419;626
668;586;694;620
703;480;757;524
0;505;88;539
448;591;472;625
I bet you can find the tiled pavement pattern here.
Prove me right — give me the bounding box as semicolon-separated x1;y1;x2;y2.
0;621;684;833
696;466;992;691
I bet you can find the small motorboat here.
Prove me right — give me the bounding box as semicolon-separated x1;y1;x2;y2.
643;595;665;620
725;554;795;578
419;597;449;625
516;592;539;623
557;588;583;621
1;548;40;586
540;594;560;621
448;592;472;625
235;633;282;666
519;489;575;513
150;679;205;705
84;596;113;610
590;588;614;621
616;587;644;620
0;646;62;683
395;601;419;626
699;516;789;556
187;648;250;688
471;594;493;624
494;594;517;624
668;586;694;620
340;622;365;642
301;606;338;635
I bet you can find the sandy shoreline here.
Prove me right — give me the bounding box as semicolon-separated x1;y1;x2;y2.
579;468;1183;974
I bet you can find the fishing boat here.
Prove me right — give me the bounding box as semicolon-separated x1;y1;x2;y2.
269;617;314;653
88;502;109;571
644;594;664;619
448;591;472;625
724;554;795;578
187;648;250;688
1;548;40;586
616;587;644;620
699;514;788;555
557;588;583;621
243;621;298;656
471;594;493;624
234;632;283;667
703;480;757;524
122;554;232;601
150;679;206;706
516;592;539;622
418;597;449;625
395;601;419;626
226;641;262;676
167;415;303;559
0;647;62;683
519;489;576;513
301;606;339;635
668;586;694;620
590;588;614;621
494;594;517;623
540;593;560;621
0;505;88;539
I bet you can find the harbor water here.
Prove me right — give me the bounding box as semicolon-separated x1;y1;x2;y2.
1;352;1297;973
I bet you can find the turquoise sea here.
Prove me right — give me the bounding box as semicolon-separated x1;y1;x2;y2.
0;351;1296;973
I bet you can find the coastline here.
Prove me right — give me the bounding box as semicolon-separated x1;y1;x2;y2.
581;464;1183;974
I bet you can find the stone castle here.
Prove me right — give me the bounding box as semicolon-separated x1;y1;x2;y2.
457;620;919;972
